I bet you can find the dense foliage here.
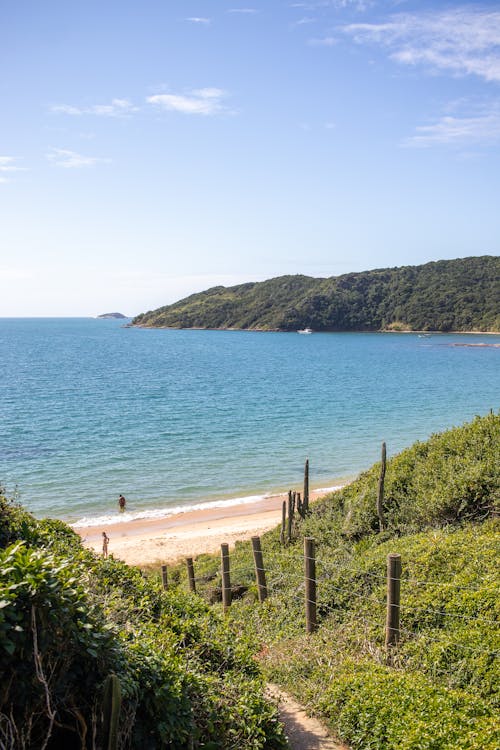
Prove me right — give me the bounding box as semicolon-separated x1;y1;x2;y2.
133;256;500;332
174;413;500;750
0;496;286;749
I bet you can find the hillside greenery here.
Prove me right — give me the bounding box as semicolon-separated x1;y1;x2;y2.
170;413;500;750
0;497;286;748
133;256;500;332
2;414;498;749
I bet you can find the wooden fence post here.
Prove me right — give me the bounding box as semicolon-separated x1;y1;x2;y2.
304;537;317;634
221;543;231;612
161;564;168;591
280;500;286;545
385;553;401;655
251;536;267;602
186;557;196;593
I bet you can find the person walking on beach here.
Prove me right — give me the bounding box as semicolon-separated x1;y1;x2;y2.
102;531;109;558
118;494;126;512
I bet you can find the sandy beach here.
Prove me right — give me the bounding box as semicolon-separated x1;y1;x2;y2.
76;488;336;567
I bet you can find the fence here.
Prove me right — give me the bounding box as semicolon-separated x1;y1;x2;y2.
157;534;500;664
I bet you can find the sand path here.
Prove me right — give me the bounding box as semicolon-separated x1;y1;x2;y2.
266;684;349;750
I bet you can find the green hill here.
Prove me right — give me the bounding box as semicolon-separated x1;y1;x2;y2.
133;255;500;332
175;413;500;750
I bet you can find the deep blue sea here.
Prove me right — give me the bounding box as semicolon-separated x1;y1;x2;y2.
1;318;498;527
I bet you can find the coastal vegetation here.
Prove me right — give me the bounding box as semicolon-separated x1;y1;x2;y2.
0;497;286;748
171;412;500;750
132;255;500;332
1;413;498;749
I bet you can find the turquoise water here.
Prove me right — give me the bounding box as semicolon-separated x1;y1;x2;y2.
1;318;498;526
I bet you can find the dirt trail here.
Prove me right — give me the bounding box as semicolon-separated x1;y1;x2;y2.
266;684;349;750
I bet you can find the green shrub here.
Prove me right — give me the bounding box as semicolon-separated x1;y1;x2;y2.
0;517;287;749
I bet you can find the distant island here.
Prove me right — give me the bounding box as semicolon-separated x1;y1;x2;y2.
97;312;128;319
132;255;500;333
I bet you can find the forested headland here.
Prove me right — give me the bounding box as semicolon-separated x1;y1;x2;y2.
133;255;499;332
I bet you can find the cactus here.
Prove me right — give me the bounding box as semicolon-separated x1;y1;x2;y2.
297;491;304;519
280;500;286;545
304;459;309;514
287;491;294;544
102;674;121;750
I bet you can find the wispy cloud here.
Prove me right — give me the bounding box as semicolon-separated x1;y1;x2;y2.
291;1;372;9
294;17;317;26
185;17;211;25
46;148;111;168
343;7;500;82
228;8;258;14
51;98;138;117
0;156;27;183
404;106;500;148
308;36;337;46
147;88;229;116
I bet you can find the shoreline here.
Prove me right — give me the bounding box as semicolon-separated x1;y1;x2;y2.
131;325;500;334
76;487;339;566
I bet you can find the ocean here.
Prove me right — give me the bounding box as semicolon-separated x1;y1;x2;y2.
1;318;498;527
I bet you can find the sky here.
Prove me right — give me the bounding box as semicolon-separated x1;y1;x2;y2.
1;0;500;316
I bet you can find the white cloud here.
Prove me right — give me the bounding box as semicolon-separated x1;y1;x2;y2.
404;108;500;148
308;36;337;46
46;148;111;168
52;98;138;117
147;88;229;116
293;17;317;26
0;156;27;183
291;1;372;9
344;7;500;82
185;17;211;24
228;8;258;14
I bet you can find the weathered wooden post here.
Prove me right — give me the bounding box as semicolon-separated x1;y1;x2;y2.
161;564;168;591
385;553;401;658
377;442;387;531
221;543;231;612
280;500;286;545
287;491;294;544
186;557;196;593
304;458;309;513
304;537;317;634
251;536;268;602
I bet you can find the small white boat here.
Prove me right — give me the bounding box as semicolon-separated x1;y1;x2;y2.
418;334;431;338
297;327;313;334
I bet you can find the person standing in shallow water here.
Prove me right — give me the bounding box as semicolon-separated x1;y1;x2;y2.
118;494;126;512
102;531;109;558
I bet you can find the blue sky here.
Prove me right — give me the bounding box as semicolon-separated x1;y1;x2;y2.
1;0;500;316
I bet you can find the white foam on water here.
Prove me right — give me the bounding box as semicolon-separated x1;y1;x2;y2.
70;492;271;528
70;484;346;529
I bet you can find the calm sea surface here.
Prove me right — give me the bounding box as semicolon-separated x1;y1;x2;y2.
1;318;498;526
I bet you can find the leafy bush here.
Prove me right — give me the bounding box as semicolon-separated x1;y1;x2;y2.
319;661;499;750
177;414;500;750
0;510;287;749
312;411;500;539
